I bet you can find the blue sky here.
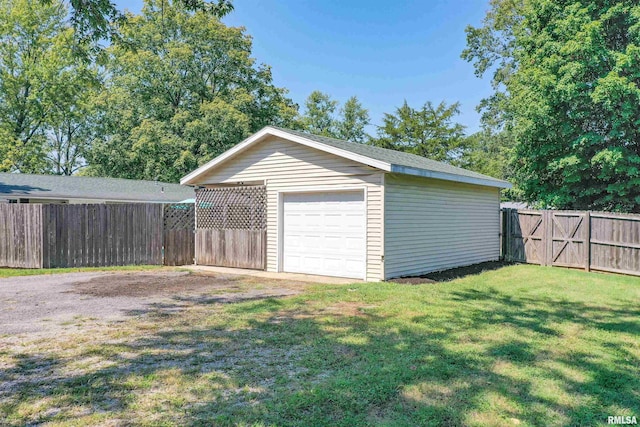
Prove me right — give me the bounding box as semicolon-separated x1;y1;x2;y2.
114;0;492;135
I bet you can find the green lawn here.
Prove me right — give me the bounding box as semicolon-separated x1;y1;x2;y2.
1;265;638;426
0;265;165;278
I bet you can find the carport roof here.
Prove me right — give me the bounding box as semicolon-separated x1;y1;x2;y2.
181;126;512;189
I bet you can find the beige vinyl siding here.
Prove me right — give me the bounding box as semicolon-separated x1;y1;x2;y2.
384;173;500;279
198;136;384;281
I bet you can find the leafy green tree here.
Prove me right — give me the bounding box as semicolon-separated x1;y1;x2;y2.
36;0;234;45
0;0;98;173
45;66;101;175
84;0;297;182
297;91;370;142
336;96;369;143
464;0;640;211
299;91;339;137
371;100;468;165
462;130;512;180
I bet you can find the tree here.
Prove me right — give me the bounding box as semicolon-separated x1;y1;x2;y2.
297;91;370;142
462;130;512;180
299;91;338;137
36;0;234;45
371;100;468;165
463;0;640;212
336;96;369;143
45;65;101;175
0;0;98;173
84;0;297;182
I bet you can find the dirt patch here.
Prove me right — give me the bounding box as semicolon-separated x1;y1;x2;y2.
390;261;512;285
69;271;310;298
1;270;311;336
70;271;238;297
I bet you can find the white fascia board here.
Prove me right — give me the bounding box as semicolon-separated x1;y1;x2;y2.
390;165;513;189
180;126;392;185
266;128;391;172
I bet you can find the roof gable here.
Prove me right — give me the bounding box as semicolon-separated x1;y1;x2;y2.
195;136;375;184
181;127;512;189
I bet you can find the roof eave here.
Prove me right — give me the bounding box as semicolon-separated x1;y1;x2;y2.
390;165;512;189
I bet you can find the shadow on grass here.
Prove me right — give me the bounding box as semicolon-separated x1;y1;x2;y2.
1;284;638;426
123;291;295;317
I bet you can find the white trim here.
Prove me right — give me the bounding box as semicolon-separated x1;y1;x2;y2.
274;184;369;194
364;185;369;281
276;187;368;280
181;127;391;185
380;173;386;281
390;165;512;189
276;190;283;273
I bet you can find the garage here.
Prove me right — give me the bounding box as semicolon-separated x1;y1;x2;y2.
182;126;510;281
281;191;366;279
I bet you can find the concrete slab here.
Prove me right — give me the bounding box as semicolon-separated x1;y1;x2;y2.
183;265;363;285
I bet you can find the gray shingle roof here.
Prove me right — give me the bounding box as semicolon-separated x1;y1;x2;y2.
270;126;510;187
0;173;194;202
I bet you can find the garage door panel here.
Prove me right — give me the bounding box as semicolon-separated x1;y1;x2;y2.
283;235;301;247
282;191;365;279
345;237;364;250
344;259;364;273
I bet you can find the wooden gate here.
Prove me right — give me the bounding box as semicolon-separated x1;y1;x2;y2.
505;210;546;264
195;186;267;269
163;203;195;266
504;209;589;269
548;211;588;269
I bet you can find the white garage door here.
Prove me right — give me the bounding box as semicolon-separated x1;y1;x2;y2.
282;191;366;279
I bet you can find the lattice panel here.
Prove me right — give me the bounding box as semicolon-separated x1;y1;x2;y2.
164;204;195;231
196;186;266;230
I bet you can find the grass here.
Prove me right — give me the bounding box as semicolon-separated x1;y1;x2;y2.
1;264;638;426
0;265;165;278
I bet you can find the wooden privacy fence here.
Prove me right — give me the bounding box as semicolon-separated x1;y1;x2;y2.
42;204;163;268
0;203;194;269
502;208;640;276
0;204;44;268
195;186;267;270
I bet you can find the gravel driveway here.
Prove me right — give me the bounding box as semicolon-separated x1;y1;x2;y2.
0;271;305;336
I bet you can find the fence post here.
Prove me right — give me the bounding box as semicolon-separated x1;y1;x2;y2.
544;210;553;266
499;208;504;261
502;209;509;262
506;208;513;262
585;211;591;271
508;208;515;262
